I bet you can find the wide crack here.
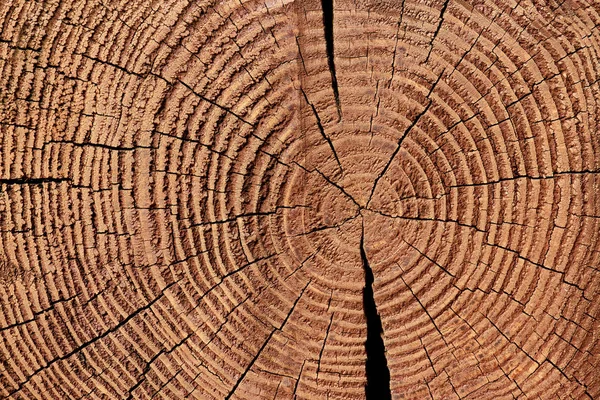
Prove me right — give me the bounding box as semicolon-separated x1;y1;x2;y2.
321;0;342;121
360;222;392;400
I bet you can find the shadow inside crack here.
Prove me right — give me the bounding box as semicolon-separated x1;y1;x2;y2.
360;224;392;400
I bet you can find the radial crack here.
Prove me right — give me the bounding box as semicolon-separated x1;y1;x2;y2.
360;223;391;400
321;0;342;120
225;281;311;399
0;177;71;186
316;313;334;380
365;102;430;207
177;79;256;127
292;162;361;208
366;71;443;208
300;88;344;174
424;0;450;63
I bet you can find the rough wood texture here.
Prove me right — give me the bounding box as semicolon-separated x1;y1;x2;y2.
1;0;599;399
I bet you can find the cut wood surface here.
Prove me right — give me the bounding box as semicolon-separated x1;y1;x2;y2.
1;0;599;399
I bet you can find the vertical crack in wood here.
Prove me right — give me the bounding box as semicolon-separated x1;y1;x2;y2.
360;223;392;400
321;0;342;121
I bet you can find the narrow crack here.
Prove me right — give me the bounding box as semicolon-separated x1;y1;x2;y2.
360;223;391;400
224;281;311;399
366;101;431;208
321;0;342;121
424;0;450;63
366;71;444;208
316;313;334;380
176;79;256;127
292;161;361;209
0;177;71;186
46;140;137;152
300;88;344;174
7;279;181;397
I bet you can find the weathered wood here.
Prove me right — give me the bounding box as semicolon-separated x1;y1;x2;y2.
1;0;599;398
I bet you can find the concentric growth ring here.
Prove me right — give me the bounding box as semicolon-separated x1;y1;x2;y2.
0;0;599;399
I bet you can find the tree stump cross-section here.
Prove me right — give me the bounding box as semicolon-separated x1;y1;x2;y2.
1;0;599;399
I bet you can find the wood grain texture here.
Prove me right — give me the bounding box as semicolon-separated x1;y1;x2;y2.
1;0;599;399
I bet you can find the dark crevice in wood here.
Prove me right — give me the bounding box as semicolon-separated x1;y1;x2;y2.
321;0;342;121
360;223;391;400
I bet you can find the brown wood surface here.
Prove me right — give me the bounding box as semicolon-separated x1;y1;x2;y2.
1;0;599;399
